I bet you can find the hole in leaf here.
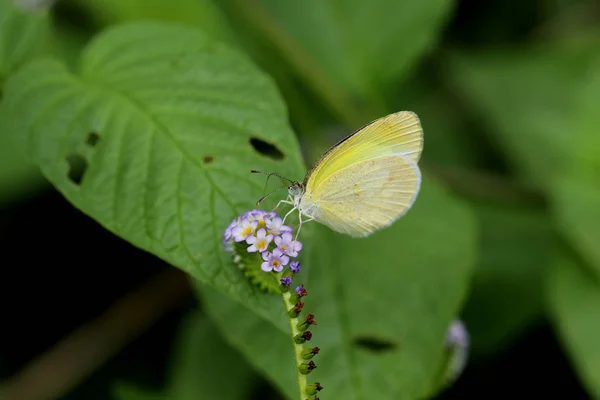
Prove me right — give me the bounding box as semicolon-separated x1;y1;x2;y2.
353;336;398;353
202;155;214;164
86;132;100;147
249;137;285;160
66;153;88;185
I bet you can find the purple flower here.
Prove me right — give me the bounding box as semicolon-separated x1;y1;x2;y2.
290;261;300;274
246;209;274;230
446;320;469;349
280;276;292;287
261;248;289;272
274;232;303;257
444;320;469;383
266;216;293;235
222;219;237;243
231;217;257;242
246;228;273;253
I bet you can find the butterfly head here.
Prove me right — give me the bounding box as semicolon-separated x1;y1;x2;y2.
288;181;304;197
288;181;305;208
251;170;304;206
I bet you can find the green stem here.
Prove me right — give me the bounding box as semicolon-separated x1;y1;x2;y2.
279;274;308;400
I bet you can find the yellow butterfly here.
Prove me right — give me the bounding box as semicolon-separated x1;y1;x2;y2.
253;111;423;239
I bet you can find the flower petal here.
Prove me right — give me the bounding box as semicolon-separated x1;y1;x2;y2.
272;248;283;257
261;262;272;272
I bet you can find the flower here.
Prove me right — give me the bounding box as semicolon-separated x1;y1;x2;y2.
281;276;293;287
274;232;303;257
247;209;274;229
222;219;237;243
446;320;469;349
247;228;273;252
222;209;305;292
290;261;301;274
261;248;289;272
231;217;258;242
266;216;293;235
444;320;469;384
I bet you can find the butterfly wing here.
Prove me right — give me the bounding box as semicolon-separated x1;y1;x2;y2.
300;154;421;237
304;111;423;190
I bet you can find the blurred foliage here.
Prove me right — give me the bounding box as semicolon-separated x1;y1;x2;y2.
113;313;256;400
2;0;600;399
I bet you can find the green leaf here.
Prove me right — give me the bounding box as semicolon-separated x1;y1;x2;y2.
0;0;54;203
448;38;600;187
550;57;600;277
167;312;255;400
461;203;554;357
547;252;600;399
200;179;476;399
0;0;52;81
552;179;600;278
0;100;49;205
2;22;305;323
221;0;453;101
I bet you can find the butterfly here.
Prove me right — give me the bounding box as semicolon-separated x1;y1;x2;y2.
252;111;423;239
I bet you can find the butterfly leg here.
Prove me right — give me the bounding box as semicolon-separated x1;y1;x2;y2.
294;208;315;241
272;195;294;213
281;205;297;225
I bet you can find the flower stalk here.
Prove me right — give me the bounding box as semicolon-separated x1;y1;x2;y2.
223;209;323;400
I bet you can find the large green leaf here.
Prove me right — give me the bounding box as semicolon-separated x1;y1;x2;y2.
551;57;600;277
0;0;54;204
221;0;453;103
461;203;554;357
547;253;600;399
200;179;476;399
2;22;305;323
0;99;49;205
0;0;52;81
113;312;256;400
552;179;600;278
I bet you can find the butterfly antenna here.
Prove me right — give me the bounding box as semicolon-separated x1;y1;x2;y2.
250;170;294;194
256;185;288;206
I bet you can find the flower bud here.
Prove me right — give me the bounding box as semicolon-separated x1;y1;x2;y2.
299;361;317;375
301;347;320;360
280;275;292;291
294;331;312;344
297;314;317;332
305;382;323;395
288;301;304;318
